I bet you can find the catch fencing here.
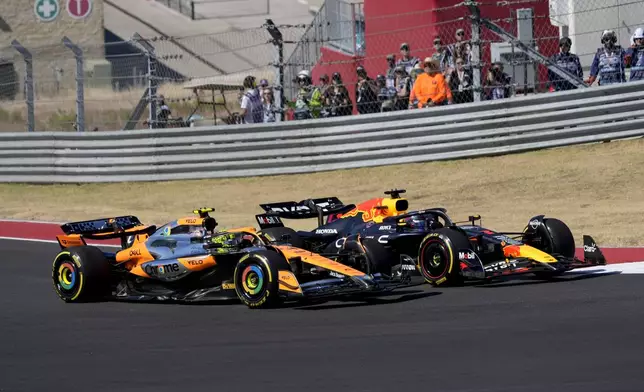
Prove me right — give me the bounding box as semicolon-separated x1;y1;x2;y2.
0;80;643;183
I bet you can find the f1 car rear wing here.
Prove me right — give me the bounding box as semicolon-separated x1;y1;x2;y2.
257;197;356;228
57;215;156;249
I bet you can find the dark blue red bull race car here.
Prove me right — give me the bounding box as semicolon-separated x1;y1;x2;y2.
255;189;607;286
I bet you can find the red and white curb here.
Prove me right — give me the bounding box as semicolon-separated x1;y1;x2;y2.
2;220;644;267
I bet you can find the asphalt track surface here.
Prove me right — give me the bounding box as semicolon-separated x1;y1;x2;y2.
3;239;644;392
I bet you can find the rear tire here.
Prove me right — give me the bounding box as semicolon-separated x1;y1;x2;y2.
341;237;394;275
51;246;111;303
418;228;471;286
260;227;305;249
524;217;575;279
233;250;284;308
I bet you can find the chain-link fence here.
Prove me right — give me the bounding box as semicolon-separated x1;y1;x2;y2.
0;24;294;132
3;0;643;132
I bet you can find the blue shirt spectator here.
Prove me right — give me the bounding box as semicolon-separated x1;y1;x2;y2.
626;28;644;81
588;30;626;86
548;37;583;91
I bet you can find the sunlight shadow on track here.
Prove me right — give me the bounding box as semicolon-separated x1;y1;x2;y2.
470;271;621;288
288;291;442;311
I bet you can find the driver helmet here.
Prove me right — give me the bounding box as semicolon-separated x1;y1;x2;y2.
401;213;443;231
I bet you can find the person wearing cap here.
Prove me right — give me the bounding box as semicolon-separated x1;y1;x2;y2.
240;75;263;123
409;57;449;109
393;65;412;111
450;28;472;68
396;43;420;75
547;37;583;91
587;30;626;86
625;27;644;81
431;36;453;73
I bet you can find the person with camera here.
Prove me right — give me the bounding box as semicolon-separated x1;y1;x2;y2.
484;62;512;100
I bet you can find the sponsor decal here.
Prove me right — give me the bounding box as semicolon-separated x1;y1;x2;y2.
184;218;197;224
400;264;416;271
222;283;235;290
459;251;476;260
329;271;344;279
484;259;518;272
144;262;180;276
529;219;540;230
129;249;142;257
379;225;392;231
335;238;346;249
257;215;281;225
315;229;337;235
187;259;204;266
584;243;597;252
377;235;389;244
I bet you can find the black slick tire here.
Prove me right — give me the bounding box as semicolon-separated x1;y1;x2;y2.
51;246;111;303
233;250;285;309
417;228;471;287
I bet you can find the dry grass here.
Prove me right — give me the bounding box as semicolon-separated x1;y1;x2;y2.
0;83;242;132
1;138;643;246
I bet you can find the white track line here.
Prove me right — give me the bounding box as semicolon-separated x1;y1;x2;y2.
0;219;63;224
0;236;121;248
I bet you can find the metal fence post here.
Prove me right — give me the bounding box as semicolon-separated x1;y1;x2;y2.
467;2;482;102
265;19;285;121
10;40;35;132
62;37;85;132
133;33;158;129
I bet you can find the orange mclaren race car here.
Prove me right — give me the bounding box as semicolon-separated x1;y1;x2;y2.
256;190;607;286
51;208;417;308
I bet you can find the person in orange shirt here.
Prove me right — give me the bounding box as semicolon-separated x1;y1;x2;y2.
409;57;451;108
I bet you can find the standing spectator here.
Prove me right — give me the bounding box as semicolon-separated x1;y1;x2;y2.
329;72;352;116
409;58;449;108
385;54;397;89
393;65;412;111
396;43;420;75
431;36;453;73
548;37;583;91
355;66;379;114
293;70;323;120
626;28;644;82
587;30;626;86
262;88;279;123
450;28;472;68
448;57;473;104
156;94;172;128
317;74;332;116
376;74;397;112
240;75;263;124
484;62;512;100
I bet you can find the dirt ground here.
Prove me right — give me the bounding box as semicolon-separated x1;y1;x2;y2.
1;138;643;246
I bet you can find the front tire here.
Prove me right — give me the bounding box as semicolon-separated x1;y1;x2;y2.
51;246;111;303
233;251;284;308
418;228;471;286
524;217;575;279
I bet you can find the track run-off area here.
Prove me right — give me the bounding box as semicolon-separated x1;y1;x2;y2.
2;221;644;391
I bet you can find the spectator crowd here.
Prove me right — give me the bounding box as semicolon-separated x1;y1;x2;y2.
231;26;644;124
